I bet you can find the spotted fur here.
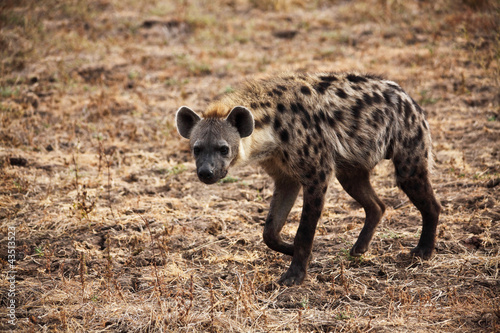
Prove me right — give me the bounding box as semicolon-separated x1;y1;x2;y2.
176;72;441;286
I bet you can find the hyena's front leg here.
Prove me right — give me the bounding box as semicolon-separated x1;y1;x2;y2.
263;176;301;256
279;181;328;286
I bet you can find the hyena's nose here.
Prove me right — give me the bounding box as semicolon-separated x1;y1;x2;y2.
198;167;215;184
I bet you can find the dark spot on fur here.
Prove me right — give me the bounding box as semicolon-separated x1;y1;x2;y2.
277;103;286;113
291;103;299;114
306;169;316;179
277;85;287;91
315;122;322;135
372;92;382;104
333;110;343;123
303;145;309;157
385;139;394;159
336;88;348;99
387;83;402;91
300;85;312;95
301;118;309;129
319;171;326;182
296;102;307;113
382;90;393;105
403;138;410;149
318;109;326;122
319;75;338;82
313;114;320;124
363;93;373;106
280;129;290;143
347;74;367;83
314;81;331;94
283;150;289;161
327;116;335;127
273;88;283;96
298;128;303;136
397;164;410;178
273;117;282;130
415;126;423;142
351;98;364;119
297;148;303;157
306;135;311;145
250;102;258;109
403;100;412;127
396;95;404;115
314;145;319;155
267;91;274;97
295;103;311;122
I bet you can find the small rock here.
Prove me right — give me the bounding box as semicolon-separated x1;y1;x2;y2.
9;157;28;167
273;30;298;39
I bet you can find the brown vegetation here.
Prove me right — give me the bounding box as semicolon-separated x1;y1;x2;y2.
1;0;499;331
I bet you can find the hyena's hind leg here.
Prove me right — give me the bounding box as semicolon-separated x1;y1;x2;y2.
393;149;441;259
336;167;386;257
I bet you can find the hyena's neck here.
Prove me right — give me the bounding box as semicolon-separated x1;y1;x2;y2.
234;129;277;166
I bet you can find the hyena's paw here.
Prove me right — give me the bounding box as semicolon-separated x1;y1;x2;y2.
278;265;306;286
349;241;369;257
410;245;434;260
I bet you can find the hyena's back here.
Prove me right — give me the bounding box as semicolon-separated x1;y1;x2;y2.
205;72;433;180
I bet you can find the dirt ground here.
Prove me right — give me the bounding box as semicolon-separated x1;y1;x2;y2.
1;0;499;332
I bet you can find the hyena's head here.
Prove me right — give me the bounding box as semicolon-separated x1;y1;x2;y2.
175;106;254;184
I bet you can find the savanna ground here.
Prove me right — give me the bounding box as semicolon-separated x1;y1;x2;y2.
1;0;499;331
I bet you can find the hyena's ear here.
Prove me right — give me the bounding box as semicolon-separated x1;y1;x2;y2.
225;106;254;138
176;106;201;139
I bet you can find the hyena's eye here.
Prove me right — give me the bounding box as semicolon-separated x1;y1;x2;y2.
193;147;201;156
220;146;229;156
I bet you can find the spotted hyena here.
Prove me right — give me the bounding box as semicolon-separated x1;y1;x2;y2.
176;72;441;285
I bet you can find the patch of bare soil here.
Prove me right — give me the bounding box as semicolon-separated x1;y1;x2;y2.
0;0;499;331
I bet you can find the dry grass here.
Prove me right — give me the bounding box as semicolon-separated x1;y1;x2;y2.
1;0;499;331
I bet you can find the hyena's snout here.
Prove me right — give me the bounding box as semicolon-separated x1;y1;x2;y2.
197;165;216;184
196;162;227;185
